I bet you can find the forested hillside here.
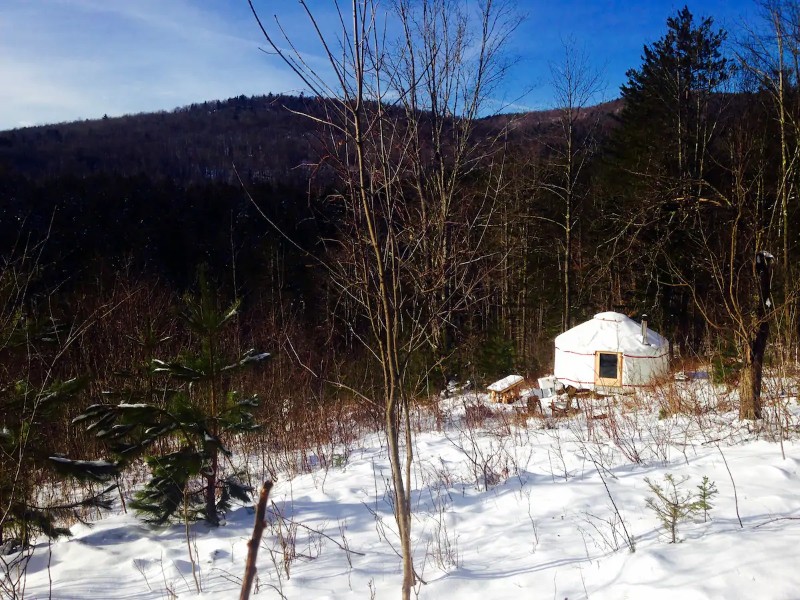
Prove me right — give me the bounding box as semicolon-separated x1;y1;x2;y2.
0;90;623;359
2;7;799;384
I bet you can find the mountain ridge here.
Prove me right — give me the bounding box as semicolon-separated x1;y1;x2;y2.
0;94;623;186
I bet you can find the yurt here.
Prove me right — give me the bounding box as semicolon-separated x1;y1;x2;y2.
554;312;669;390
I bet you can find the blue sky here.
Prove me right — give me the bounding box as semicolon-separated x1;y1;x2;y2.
1;0;756;131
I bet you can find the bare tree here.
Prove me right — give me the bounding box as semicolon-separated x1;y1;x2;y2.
544;39;604;330
736;0;800;356
664;113;782;420
391;0;518;379
737;0;798;274
247;2;517;598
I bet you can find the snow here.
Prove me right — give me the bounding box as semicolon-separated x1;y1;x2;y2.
556;312;668;356
486;374;524;392
10;382;800;599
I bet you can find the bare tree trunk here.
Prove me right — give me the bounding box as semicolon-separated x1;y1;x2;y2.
205;333;220;526
562;109;573;332
740;251;774;420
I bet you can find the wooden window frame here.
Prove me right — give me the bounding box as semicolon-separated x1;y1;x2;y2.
595;351;622;386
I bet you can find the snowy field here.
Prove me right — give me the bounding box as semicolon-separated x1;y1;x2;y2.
8;379;800;599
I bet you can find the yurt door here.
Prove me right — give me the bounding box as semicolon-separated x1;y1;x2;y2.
595;351;622;386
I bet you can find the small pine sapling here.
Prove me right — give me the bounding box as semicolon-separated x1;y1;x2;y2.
693;475;718;522
645;474;696;543
74;270;269;526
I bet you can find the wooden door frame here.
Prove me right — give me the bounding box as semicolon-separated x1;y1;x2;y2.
594;351;623;386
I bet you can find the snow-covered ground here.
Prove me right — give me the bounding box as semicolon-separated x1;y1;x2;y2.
8;380;800;599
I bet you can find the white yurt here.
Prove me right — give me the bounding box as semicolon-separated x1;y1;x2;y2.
554;312;669;390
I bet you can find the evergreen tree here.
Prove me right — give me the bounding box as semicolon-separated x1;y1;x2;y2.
619;6;729;197
605;6;731;349
1;265;118;550
645;473;696;543
1;374;119;549
693;475;718;522
75;271;269;526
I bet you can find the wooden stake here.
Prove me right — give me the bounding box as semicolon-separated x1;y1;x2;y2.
240;481;273;600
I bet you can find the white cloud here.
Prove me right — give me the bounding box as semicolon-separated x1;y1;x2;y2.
0;0;317;129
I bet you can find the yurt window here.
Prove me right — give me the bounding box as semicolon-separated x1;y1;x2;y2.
595;351;622;385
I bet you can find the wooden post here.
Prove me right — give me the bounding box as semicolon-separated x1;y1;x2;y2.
240;481;273;600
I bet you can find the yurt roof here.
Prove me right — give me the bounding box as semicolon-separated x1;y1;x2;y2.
555;312;667;356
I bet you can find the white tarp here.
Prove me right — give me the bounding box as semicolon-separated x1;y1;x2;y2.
554;312;669;389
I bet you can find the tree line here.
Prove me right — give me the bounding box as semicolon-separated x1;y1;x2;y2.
2;2;798;425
